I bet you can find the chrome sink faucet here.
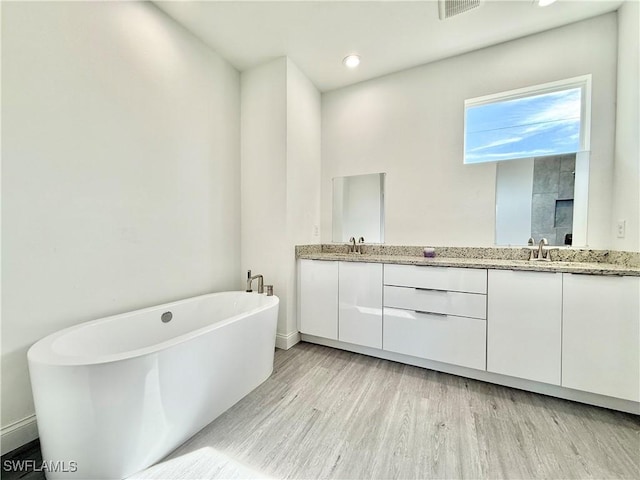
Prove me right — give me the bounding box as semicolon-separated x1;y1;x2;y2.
527;237;537;260
537;237;551;261
348;236;365;254
349;237;356;253
538;238;549;260
527;237;553;261
527;237;552;262
246;270;264;293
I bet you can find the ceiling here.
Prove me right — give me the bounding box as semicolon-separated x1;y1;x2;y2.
155;0;623;92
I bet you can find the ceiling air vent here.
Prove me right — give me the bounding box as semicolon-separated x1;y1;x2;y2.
438;0;483;20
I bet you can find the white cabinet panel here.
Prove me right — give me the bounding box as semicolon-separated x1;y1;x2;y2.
339;262;383;349
384;285;486;319
299;260;338;340
487;270;562;385
384;264;487;294
562;274;640;402
383;307;486;370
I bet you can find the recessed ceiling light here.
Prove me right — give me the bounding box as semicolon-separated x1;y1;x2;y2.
343;55;361;68
537;0;557;6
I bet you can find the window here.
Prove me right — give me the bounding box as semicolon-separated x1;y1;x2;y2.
464;75;591;164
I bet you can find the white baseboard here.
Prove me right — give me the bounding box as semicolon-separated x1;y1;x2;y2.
275;331;301;350
1;415;38;456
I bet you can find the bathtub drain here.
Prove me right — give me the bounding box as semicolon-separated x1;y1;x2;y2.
161;311;173;323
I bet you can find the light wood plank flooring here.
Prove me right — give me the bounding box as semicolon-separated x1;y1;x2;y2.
135;342;639;479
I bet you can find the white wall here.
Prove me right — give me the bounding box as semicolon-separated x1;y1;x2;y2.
1;1;240;453
285;59;322;337
241;57;288;340
241;57;321;348
321;14;618;248
612;0;640;252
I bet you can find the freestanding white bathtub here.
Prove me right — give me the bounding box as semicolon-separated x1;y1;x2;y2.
28;291;279;480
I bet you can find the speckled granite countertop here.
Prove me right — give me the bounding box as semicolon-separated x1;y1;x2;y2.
295;245;640;276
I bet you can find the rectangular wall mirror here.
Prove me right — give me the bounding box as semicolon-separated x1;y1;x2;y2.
332;173;385;243
495;152;589;247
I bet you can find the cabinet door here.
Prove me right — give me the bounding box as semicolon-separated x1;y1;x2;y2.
339;262;383;348
487;270;562;385
562;274;640;402
299;260;338;339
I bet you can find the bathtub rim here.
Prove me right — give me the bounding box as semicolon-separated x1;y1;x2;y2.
27;291;279;367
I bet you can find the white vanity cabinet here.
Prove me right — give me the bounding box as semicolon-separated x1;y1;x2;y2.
338;262;383;348
487;270;562;385
299;260;339;339
562;274;640;402
299;259;382;347
382;265;488;370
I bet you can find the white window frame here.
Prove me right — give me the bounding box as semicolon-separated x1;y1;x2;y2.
463;74;592;164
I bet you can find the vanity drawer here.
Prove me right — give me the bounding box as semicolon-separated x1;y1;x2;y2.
383;307;486;370
384;264;487;294
384;285;487;319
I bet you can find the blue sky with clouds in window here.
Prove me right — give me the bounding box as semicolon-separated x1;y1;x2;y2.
464;88;581;163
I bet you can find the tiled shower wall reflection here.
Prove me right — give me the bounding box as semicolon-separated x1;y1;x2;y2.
531;154;576;246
